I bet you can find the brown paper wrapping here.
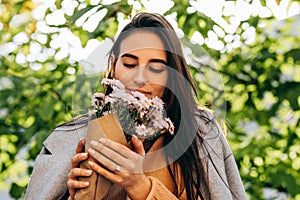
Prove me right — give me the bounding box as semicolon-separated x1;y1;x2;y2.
74;114;129;200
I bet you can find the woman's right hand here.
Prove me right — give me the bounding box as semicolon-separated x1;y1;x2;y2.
67;138;93;200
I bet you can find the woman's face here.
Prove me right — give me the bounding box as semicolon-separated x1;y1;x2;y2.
114;31;168;99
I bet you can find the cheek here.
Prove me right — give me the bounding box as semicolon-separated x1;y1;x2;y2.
114;64;131;82
151;72;168;97
155;85;166;98
115;65;143;89
149;71;168;85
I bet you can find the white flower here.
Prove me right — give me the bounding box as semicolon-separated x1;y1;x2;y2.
135;124;147;136
131;91;150;109
110;89;128;100
102;111;109;116
151;110;164;128
150;96;164;111
145;126;156;136
105;96;116;104
91;92;105;107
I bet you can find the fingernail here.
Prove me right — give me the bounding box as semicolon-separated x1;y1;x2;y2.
132;134;138;140
83;182;89;186
99;138;106;143
85;170;92;175
90;140;97;146
88;148;95;154
88;161;94;167
80;137;86;143
81;153;88;158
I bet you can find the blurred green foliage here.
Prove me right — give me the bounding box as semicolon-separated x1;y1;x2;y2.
0;0;299;199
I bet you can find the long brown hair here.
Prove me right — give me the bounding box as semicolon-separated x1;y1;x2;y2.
106;12;210;200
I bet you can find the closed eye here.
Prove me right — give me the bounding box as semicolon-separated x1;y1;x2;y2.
148;66;166;73
123;64;136;68
148;63;167;73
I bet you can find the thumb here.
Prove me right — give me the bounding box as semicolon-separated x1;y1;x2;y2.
131;135;145;157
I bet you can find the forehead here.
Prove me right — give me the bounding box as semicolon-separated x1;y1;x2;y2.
119;31;166;55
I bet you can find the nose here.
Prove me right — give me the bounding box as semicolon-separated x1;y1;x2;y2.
132;66;147;86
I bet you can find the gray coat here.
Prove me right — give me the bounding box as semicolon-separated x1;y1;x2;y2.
25;111;247;200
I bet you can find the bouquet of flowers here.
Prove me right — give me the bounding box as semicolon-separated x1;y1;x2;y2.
75;78;175;200
91;78;174;141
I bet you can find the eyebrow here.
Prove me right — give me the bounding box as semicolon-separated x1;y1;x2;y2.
121;53;138;60
121;53;167;65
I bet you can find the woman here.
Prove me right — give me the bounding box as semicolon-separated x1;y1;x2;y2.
25;13;247;200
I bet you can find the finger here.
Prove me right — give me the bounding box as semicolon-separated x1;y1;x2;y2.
68;168;93;179
98;138;132;158
88;147;119;172
71;153;88;168
67;179;89;190
68;189;75;200
90;140;127;165
131;135;145;157
76;138;86;154
95;138;144;172
88;161;123;183
67;168;91;198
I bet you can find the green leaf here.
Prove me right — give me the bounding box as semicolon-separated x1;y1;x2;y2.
69;5;96;24
9;183;25;199
285;49;300;62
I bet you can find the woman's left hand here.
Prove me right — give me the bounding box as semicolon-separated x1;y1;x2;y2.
87;135;151;200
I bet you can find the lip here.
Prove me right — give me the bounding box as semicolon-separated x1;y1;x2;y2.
128;88;151;95
136;89;151;95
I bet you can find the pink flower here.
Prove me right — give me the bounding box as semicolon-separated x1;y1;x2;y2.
165;118;175;135
91;78;175;140
101;78;125;90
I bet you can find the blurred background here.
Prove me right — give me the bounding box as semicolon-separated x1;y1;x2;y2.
0;0;299;199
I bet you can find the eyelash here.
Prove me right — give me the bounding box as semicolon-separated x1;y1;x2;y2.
123;64;166;73
149;66;165;73
123;64;136;68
